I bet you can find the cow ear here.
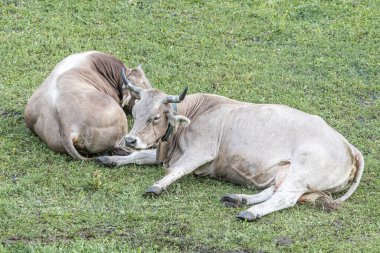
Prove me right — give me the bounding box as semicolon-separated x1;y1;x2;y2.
121;93;132;107
121;91;140;108
168;114;190;128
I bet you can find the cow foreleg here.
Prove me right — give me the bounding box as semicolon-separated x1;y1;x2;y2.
221;186;275;208
145;165;196;196
95;149;158;167
145;155;213;196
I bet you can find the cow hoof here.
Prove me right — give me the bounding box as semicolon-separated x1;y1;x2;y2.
221;194;247;208
144;186;163;197
95;156;116;167
236;211;255;222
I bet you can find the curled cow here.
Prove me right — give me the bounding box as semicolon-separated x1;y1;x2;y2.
97;69;364;221
24;51;151;160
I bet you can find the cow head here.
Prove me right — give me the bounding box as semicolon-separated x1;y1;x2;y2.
121;69;189;149
121;65;152;112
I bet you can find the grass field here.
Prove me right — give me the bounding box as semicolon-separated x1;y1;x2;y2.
1;0;379;252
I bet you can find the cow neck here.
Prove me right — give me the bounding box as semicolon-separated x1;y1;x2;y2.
161;103;177;141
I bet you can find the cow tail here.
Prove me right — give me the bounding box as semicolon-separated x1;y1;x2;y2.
57;110;90;161
333;144;365;204
320;144;365;211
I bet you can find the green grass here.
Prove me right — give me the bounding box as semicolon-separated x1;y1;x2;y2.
1;0;379;252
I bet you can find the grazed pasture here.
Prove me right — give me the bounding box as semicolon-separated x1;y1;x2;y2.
0;0;379;252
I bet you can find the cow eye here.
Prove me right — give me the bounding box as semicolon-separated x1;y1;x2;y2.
153;114;161;124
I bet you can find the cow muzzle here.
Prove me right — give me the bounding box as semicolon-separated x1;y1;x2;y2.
125;136;137;147
124;135;147;149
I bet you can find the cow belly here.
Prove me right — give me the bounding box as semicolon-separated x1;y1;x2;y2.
193;154;288;189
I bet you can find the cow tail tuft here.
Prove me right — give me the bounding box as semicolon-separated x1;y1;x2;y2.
319;192;341;212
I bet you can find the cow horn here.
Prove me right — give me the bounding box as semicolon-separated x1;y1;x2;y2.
121;68;142;94
163;86;188;104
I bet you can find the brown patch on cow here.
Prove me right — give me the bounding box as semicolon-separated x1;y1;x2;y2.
90;52;125;96
350;151;362;182
72;135;79;147
343;143;359;185
298;192;322;203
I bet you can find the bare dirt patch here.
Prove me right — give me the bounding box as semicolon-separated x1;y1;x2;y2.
0;109;22;118
275;236;293;247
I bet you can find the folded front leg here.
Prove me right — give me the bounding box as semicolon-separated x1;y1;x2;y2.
95;149;158;167
145;154;214;196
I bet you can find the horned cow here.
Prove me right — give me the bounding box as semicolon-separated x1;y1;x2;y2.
96;69;364;221
24;51;151;160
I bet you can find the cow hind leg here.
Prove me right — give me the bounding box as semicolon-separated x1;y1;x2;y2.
221;186;275;208
236;189;305;222
236;160;309;221
238;188;337;222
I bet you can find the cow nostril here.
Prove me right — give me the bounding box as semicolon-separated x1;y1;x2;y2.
125;136;137;147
